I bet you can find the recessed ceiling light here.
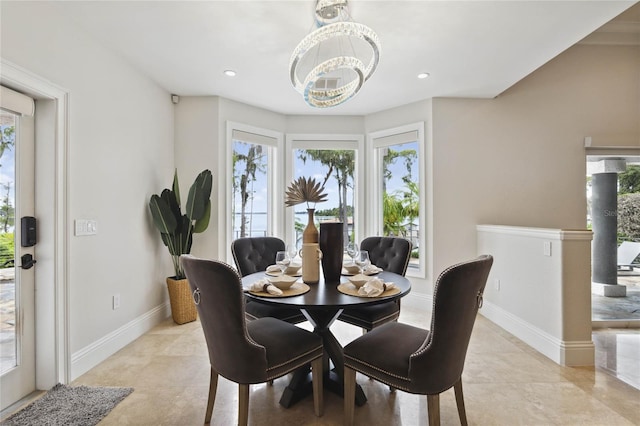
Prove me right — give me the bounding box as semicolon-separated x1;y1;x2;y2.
223;70;237;77
417;72;430;79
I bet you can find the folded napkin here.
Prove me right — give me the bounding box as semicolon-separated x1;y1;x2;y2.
249;278;283;296
357;277;396;297
365;265;383;275
266;265;281;273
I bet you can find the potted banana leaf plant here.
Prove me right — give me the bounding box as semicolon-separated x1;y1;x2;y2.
149;169;212;324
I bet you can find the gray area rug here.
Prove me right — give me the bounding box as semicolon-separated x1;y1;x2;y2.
1;383;133;426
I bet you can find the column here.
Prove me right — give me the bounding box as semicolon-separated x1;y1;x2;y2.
591;159;626;297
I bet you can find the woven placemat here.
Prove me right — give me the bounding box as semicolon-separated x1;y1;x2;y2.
248;282;310;297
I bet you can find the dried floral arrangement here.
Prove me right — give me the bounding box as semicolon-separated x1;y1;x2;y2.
285;176;328;208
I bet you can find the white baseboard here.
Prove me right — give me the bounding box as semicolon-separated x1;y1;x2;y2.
70;302;171;380
480;301;594;366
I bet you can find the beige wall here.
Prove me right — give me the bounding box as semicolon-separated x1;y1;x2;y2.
430;43;640;281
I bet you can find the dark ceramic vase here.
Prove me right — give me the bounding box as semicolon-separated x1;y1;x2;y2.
319;222;344;283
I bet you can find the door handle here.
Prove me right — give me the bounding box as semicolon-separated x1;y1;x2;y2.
20;253;37;269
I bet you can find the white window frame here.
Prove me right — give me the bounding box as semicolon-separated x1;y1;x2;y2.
226;121;284;256
285;133;365;249
368;122;426;278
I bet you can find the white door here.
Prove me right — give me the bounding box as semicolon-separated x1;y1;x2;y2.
0;100;36;410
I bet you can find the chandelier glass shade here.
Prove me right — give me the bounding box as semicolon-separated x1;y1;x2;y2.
289;0;381;108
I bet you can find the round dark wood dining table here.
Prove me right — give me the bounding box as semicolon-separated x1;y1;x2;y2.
242;270;412;408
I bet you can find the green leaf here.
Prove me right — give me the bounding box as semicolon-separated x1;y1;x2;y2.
186;170;212;221
198;170;213;200
193;200;211;233
160;188;181;219
150;169;212;275
149;195;177;234
160;232;172;248
178;215;193;254
172;169;181;206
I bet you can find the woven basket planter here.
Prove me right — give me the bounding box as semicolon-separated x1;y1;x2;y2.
166;277;197;324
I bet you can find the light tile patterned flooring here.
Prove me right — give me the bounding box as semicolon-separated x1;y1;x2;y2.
62;306;640;426
592;271;640;321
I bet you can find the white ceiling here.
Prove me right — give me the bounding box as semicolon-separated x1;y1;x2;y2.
51;1;639;116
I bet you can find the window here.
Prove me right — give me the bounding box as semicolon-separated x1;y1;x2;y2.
225;125;423;274
370;123;425;275
286;135;364;251
228;122;282;243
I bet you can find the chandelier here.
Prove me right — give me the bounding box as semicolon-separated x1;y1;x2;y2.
289;0;381;108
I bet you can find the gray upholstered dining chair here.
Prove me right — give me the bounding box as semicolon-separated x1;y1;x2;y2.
180;255;324;426
343;255;493;426
338;236;412;331
231;237;306;324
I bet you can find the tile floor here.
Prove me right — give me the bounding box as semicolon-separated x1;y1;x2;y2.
63;306;640;426
592;270;640;321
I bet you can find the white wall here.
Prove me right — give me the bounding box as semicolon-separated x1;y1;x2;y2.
1;2;175;378
478;225;594;366
286;115;365;134
175;97;291;261
173;96;221;260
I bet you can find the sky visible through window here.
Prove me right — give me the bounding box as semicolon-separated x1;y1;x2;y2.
382;141;419;197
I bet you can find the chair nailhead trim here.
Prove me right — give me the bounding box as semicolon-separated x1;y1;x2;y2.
266;347;323;372
345;361;413;393
411;257;486;359
344;355;410;382
265;353;323;381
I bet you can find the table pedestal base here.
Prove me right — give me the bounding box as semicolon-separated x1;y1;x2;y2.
279;308;367;408
279;366;366;408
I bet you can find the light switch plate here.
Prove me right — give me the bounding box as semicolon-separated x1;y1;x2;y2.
75;219;97;236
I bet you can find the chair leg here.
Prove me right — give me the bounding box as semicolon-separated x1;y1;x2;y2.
238;383;249;426
454;379;468;426
427;393;440;426
344;367;357;426
311;357;324;417
205;368;218;424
